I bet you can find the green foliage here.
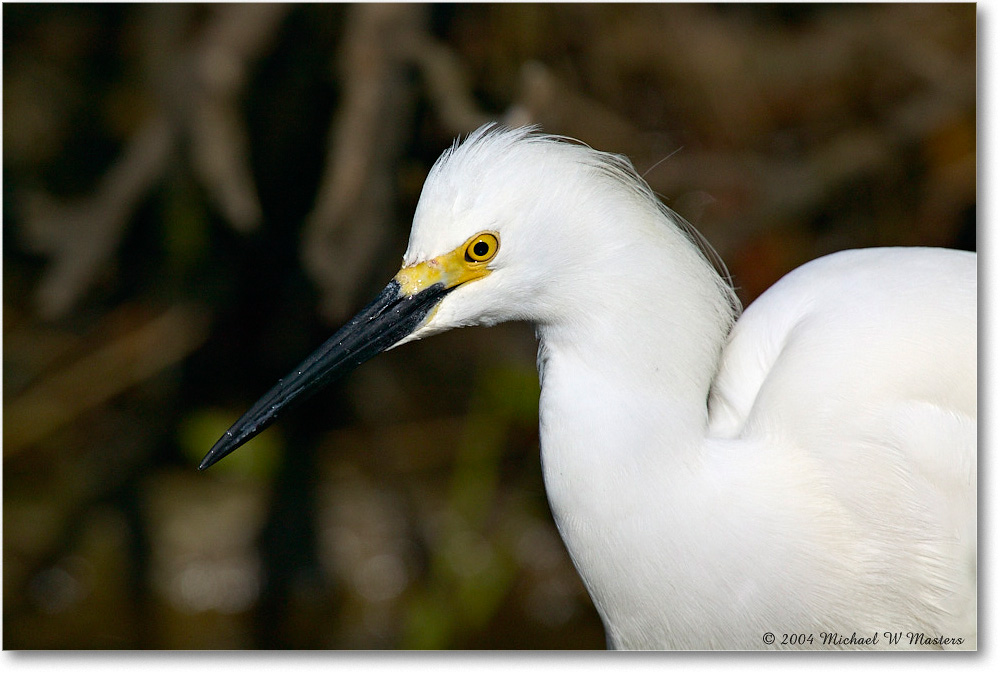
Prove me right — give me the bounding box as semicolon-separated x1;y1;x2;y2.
400;362;538;648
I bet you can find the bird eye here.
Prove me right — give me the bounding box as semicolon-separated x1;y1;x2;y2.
465;232;499;263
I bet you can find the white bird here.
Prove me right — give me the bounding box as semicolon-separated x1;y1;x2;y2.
201;125;977;650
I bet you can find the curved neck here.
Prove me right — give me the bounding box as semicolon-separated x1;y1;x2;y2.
532;208;737;638
534;206;736;451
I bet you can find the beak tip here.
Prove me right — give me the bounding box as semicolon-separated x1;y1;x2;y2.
199;431;241;471
198;444;225;471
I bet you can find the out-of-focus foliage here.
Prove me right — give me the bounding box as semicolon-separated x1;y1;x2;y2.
3;4;975;649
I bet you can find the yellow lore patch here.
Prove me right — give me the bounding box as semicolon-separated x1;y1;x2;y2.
394;231;500;296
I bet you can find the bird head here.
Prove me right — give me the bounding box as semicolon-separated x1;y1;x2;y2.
199;124;681;469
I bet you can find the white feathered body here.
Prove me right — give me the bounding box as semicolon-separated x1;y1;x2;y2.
538;244;975;649
403;126;977;649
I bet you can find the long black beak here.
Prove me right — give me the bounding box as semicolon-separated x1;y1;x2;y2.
199;279;450;470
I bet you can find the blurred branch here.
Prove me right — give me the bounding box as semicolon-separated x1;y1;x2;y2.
186;3;290;233
18;4;288;321
301;4;426;321
22;116;174;321
402;31;493;135
505;61;640;154
3;303;211;456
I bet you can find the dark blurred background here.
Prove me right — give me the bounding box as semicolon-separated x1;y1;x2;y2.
3;3;975;649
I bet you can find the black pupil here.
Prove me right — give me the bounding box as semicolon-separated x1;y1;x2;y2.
473;241;490;258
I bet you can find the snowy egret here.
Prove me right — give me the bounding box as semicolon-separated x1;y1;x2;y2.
201;125;977;649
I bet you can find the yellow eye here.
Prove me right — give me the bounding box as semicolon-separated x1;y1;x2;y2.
464;232;500;263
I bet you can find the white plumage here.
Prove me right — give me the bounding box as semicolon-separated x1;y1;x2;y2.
205;125;977;649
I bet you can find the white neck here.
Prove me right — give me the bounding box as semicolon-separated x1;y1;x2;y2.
534;203;736;455
532;206;738;646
